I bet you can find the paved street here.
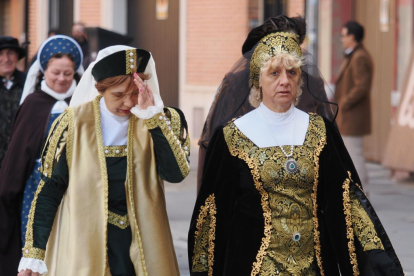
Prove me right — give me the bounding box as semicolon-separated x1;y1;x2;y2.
165;161;414;275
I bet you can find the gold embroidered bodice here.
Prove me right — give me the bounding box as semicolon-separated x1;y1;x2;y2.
222;113;384;276
225;114;323;275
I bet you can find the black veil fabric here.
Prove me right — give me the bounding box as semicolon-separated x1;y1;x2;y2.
199;47;255;149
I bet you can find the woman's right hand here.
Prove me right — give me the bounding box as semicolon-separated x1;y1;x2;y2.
18;269;40;276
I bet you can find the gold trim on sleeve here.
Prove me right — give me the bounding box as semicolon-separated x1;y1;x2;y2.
108;211;130;229
192;194;217;276
22;245;46;260
350;187;384;252
343;171;360;276
23;112;71;260
144;110;190;178
40;112;70;177
66;108;74;170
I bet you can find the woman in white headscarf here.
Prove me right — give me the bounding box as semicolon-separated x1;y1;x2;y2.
0;35;83;276
17;46;190;276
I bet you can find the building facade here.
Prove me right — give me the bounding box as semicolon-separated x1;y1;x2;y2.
1;0;413;167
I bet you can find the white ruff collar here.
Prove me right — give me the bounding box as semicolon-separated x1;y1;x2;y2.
41;80;76;101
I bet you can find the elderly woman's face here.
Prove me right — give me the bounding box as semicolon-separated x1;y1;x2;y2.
260;65;300;111
100;78;138;116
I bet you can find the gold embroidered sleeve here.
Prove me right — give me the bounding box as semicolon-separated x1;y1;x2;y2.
23;111;70;260
350;189;384;251
192;194;217;275
144;107;190;180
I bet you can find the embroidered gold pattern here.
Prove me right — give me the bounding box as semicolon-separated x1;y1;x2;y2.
343;171;359;276
93;96;110;272
310;116;327;276
223;122;272;276
350;189;384;251
22;243;45;260
127;115;148;275
250;32;302;89
260;253;318;276
144;110;190;177
108;211;130;229
192;194;217;276
23;112;70;260
66;108;74;170
104;145;128;157
22;179;46;260
40;112;69;177
224;114;326;276
126;49;137;75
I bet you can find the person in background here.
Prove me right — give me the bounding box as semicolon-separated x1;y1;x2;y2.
72;22;91;68
335;20;373;196
0;35;83;276
0;36;26;170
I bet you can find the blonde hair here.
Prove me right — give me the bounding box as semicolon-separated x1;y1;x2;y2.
249;52;304;108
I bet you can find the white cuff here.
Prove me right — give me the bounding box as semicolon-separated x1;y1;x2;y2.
18;257;48;274
130;93;164;119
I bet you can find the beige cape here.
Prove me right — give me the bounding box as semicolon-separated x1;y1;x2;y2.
43;96;179;275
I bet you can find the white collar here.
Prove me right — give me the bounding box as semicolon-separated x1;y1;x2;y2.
258;102;295;125
100;96;130;123
99;97;129;146
344;47;355;55
41;80;76;101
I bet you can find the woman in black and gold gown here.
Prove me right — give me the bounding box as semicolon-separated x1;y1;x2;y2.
17;46;190;276
189;16;403;276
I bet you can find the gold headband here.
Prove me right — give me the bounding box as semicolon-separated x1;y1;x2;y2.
250;32;302;89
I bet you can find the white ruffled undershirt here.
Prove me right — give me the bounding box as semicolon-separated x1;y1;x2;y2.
234;103;310;148
18;93;164;274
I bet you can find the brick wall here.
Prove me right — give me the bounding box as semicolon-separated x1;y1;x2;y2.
288;0;305;17
27;0;39;60
79;0;101;26
249;0;259;27
186;0;249;86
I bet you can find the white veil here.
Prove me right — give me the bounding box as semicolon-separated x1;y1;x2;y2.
69;45;160;107
20;35;84;104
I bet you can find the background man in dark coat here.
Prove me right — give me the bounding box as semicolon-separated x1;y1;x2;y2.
0;36;27;169
335;21;373;195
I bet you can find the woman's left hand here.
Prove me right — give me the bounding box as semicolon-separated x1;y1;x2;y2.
134;73;155;110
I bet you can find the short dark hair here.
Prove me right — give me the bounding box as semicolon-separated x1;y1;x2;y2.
344;21;364;43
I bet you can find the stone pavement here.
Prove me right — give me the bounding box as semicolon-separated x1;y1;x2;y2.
165;162;414;275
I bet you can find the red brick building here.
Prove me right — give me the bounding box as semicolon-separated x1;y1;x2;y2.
1;0;413;166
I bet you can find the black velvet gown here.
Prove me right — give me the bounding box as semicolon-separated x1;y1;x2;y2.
188;114;404;276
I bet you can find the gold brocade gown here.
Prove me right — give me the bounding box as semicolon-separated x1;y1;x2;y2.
249;118;319;276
